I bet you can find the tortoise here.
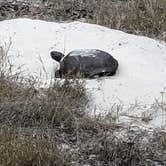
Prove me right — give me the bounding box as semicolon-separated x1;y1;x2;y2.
50;49;118;78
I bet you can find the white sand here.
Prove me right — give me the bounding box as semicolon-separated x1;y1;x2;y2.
0;18;166;128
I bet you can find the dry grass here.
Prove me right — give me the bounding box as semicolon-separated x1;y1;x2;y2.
0;128;67;166
91;0;166;40
0;45;88;128
0;0;165;41
0;44;87;165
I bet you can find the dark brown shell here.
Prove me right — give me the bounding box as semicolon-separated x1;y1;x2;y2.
56;49;118;78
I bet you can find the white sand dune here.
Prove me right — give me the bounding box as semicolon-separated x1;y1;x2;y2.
0;18;166;128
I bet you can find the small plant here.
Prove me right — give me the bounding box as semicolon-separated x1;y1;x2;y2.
141;116;153;124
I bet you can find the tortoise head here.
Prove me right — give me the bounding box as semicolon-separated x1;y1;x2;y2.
50;51;65;62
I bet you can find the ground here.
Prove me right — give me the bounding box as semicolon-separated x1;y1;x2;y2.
0;0;166;165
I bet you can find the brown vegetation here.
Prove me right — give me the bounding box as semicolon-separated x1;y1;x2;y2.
0;0;166;41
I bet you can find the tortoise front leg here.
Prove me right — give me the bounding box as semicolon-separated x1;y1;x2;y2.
55;70;63;78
